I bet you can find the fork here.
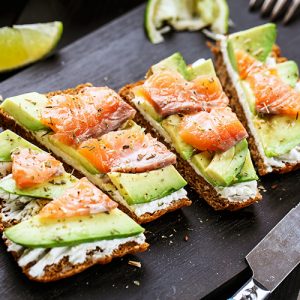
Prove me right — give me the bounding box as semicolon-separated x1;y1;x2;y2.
249;0;300;24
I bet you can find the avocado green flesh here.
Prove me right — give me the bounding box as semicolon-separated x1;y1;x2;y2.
46;134;100;175
254;115;300;157
234;150;258;183
191;139;249;186
187;59;216;80
0;130;42;162
205;139;247;186
275;61;299;88
108;165;187;205
161;114;194;160
150;52;188;79
134;97;162;122
1;92;49;131
227;23;277;70
0;173;77;199
190;151;215;185
5;209;144;248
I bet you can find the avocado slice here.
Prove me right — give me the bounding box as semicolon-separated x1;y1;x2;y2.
205;139;248;186
46;134;100;175
133;92;162;122
234;150;258;183
161;114;194;160
187;59;216;80
254;115;300;157
5;208;144;248
1;92;49;131
108;165;187;205
190;151;215;185
227;23;277;70
0;130;42;162
0;173;77;199
149;52;188;78
275;60;299;88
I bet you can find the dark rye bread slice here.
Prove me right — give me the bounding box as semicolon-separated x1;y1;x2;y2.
210;42;300;176
0;196;148;282
119;83;262;211
0;84;191;224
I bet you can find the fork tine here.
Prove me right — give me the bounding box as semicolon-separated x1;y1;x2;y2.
283;0;300;23
261;0;277;15
249;0;259;9
271;0;289;19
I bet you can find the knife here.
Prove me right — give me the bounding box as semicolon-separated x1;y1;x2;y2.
230;203;300;300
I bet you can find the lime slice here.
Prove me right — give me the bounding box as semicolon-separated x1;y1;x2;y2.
210;0;229;34
145;0;229;44
0;21;63;72
145;0;174;44
145;0;209;44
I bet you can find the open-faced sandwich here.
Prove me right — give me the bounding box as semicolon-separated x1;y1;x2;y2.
211;23;300;175
120;54;261;211
0;130;148;282
0;84;191;223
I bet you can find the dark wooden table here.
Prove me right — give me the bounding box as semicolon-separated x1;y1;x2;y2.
0;1;299;299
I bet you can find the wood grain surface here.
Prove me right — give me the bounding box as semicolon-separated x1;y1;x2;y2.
0;1;299;299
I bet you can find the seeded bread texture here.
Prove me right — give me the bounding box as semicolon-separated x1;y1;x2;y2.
0;84;191;223
119;83;262;211
210;42;300;176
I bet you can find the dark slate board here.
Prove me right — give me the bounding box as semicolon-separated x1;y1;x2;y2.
0;1;299;299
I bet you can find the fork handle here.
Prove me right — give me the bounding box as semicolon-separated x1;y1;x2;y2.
228;278;270;300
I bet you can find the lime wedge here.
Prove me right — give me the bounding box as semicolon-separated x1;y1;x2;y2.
0;21;63;72
210;0;229;34
145;0;229;44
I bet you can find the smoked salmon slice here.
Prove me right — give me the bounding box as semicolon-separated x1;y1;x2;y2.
139;70;228;117
236;50;300;117
78;127;176;173
41;87;136;145
11;148;64;189
39;177;117;219
179;107;248;152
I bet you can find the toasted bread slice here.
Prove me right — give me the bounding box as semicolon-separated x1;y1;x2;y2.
0;84;191;223
119;83;262;211
210;42;300;176
0;192;148;282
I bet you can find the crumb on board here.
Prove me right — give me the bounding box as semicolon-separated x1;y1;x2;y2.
133;280;140;286
128;260;141;268
184;235;189;242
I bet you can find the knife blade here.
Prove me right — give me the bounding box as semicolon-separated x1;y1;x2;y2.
230;203;300;300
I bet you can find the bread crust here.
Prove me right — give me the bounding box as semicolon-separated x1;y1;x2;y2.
0;84;191;224
1;215;148;282
210;42;300;176
119;83;262;211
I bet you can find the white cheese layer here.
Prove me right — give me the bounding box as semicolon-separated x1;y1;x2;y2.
1;189;146;279
28;131;186;217
220;38;300;171
132;98;258;202
5;233;145;278
112;188;187;217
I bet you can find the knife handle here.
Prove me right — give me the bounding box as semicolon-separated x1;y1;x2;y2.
228;278;270;300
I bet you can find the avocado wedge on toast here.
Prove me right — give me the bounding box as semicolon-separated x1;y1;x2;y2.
211;23;300;176
0;130;148;282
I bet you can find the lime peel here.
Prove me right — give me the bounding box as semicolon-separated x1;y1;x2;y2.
0;21;63;72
